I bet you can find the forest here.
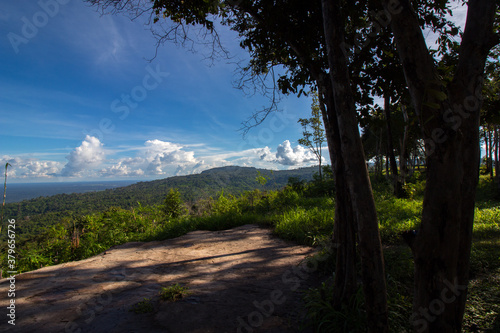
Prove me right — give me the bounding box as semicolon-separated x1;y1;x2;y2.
1;0;500;332
1;162;499;332
1;166;316;235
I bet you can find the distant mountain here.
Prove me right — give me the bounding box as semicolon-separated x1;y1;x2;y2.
4;166;318;234
112;165;317;203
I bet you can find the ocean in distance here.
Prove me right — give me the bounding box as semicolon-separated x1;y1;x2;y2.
4;180;139;203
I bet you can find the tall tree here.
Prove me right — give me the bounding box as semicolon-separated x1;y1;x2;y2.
381;0;500;331
88;1;500;331
88;0;389;330
321;1;388;330
298;92;325;181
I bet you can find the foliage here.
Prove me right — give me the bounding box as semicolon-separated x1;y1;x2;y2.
3;166;316;236
130;298;154;314
0;171;498;331
304;280;366;333
298;92;325;180
159;284;189;302
274;205;334;245
162;188;187;219
255;170;270;186
211;191;241;215
0;163;11;233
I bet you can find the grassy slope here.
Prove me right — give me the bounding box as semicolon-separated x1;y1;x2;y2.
1;172;498;332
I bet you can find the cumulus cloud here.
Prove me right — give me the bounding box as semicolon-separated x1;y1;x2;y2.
144;140;196;163
100;139;200;177
3;138;325;181
141;139;197;175
274;140;317;166
61;135;105;177
100;161;145;177
0;156;62;179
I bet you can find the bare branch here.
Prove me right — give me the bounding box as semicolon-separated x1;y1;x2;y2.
236;64;283;136
85;0;231;64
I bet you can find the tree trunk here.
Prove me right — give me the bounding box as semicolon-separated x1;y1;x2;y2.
484;128;489;173
489;127;494;179
386;152;390;179
383;0;497;331
318;79;358;308
384;94;403;196
322;0;388;331
400;105;410;185
240;0;362;316
495;125;500;188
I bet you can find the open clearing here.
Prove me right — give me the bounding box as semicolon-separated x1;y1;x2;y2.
0;224;319;333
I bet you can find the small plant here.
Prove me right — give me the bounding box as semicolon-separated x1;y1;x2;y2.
159;283;189;302
130;298;154;314
303;281;366;333
162;188;187;219
255;170;270;186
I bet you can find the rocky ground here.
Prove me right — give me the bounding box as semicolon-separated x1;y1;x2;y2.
0;224;321;333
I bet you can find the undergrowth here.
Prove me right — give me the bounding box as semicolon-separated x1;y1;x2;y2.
0;173;498;332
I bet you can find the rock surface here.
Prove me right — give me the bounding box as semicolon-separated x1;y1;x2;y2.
0;224;319;333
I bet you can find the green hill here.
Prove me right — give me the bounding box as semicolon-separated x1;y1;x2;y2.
4;166;318;235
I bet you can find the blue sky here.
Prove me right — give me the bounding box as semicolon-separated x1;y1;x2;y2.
1;0;320;183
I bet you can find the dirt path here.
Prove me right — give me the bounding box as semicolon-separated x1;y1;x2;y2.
0;224;320;333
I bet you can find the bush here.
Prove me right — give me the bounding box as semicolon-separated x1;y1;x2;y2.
211;191;240;215
159;284;189;301
130;298;154;314
162;188;187;219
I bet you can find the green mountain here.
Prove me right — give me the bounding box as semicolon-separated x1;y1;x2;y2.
5;166;318;234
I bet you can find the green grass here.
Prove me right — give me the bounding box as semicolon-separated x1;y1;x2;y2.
159;283;189;302
301;175;500;332
1;175;499;332
274;205;335;245
130;298;154;314
376;197;422;245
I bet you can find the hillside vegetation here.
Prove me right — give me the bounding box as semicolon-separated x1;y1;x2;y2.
1;167;499;332
3;166;316;236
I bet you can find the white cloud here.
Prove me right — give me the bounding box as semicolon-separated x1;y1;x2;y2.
275;140;317;166
144;139;197;164
2;138;326;181
100;161;144;177
100;139;201;177
61;135;106;177
0;156;62;179
192;140;322;170
142;139;198;175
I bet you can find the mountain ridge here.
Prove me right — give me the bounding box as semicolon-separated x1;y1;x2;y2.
5;165;319;234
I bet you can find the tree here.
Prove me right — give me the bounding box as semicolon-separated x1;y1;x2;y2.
255;170;269;187
298;92;325;181
162;188;187;219
87;1;500;331
321;1;389;330
482;46;500;184
380;0;499;331
87;1;389;331
0;163;11;233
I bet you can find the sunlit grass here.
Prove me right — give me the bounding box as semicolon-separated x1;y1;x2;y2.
274;206;335;245
1;174;499;332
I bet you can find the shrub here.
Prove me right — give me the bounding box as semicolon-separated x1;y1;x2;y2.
162;188;187;219
211;191;240;215
159;284;189;301
130;298;154;314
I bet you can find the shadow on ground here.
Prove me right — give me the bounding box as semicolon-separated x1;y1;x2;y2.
0;224;320;333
